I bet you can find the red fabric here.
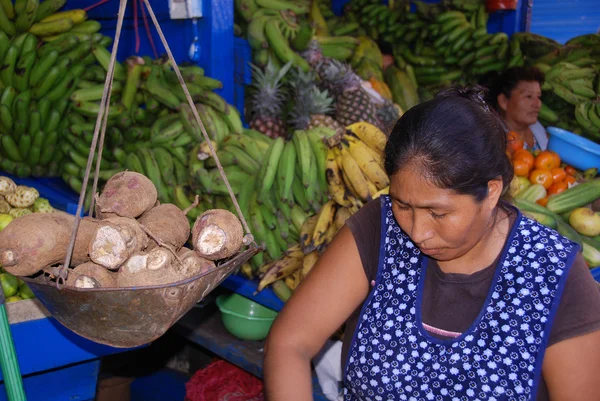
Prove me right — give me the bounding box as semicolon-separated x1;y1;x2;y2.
486;0;518;11
185;360;264;401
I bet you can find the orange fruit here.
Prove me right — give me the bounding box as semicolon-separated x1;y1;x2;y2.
566;175;577;186
536;197;549;207
534;151;559;170
547;180;568;196
529;168;554;189
514;149;534;170
513;159;531;177
565;166;577;176
550;167;566;183
507;131;524;152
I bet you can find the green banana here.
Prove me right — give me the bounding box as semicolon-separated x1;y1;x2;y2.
292;130;312;191
255;0;308;14
13;50;36;91
2;134;23;161
247;14;271;50
264;19;309;72
0;104;12;131
91;45;126;81
277;139;296;203
587;103;600;130
125;152;144;173
35;0;66;21
258;137;285;197
33;65;63;99
153;146;176;186
0;44;18;86
138;147;170;202
15;0;39;33
0;2;16;36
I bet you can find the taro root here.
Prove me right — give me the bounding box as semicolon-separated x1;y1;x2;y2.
191;209;243;261
0;212;99;277
95;171;158;218
138;204;190;250
176;247;215;277
88;216;149;270
66;262;118;289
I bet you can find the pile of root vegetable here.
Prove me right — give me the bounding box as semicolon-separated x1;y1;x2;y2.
0;171;246;289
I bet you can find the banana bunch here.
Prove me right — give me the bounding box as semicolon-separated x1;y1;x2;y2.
236;0;312;71
574;102;600;141
254;122;390;296
191;126;337;272
0;28;108;178
313;35;359;62
60;51;243;207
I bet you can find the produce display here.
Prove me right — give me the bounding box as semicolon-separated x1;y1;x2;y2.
0;4;114;178
0;171;246;289
0;175;54;303
506;139;600;268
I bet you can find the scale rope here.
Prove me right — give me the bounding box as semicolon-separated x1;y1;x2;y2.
56;0;257;289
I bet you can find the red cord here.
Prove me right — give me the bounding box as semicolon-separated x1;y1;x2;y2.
141;0;159;58
84;0;110;12
133;0;140;52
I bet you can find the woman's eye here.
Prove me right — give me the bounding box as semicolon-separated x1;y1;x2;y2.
430;211;446;219
397;204;409;211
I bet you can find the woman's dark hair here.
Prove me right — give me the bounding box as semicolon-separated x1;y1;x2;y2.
384;85;513;203
487;66;545;109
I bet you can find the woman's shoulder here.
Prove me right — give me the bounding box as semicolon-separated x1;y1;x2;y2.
549;253;600;345
346;199;383;281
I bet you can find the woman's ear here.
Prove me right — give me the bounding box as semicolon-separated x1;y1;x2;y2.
497;93;509;112
487;177;504;207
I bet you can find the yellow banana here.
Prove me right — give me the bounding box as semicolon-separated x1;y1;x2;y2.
345;140;389;189
285;275;297;291
341;149;372;202
317;220;339;250
347;195;363;214
259;244;303;274
301;251;320;279
240;263;254;279
326;148;352;207
334;206;353;231
373;186;389;200
312;200;337;246
41;9;87;25
346;122;387;154
258;252;303;291
300;214;319;253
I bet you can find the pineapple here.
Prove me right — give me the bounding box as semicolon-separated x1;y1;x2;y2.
318;59;382;127
289;69;344;133
247;58;292;139
377;100;402;135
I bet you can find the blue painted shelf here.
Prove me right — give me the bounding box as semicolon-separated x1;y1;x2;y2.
221;274;285;312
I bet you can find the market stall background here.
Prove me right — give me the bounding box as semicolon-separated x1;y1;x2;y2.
0;0;598;400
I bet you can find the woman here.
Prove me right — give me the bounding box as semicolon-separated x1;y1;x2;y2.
263;87;600;401
490;67;549;151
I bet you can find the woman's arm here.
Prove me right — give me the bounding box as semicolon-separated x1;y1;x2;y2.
263;226;370;401
543;330;600;400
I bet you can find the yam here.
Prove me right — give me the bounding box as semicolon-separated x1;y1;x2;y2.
176;247;215;277
118;251;178;287
191;209;243;261
96;171;158;218
0;212;99;277
88;216;149;270
66;262;118;289
138;204;190;250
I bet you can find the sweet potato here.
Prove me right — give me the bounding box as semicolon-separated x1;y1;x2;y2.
66;262;118;289
88;216;149;270
96;171;158;218
191;209;243;261
0;212;98;277
138;204;190;250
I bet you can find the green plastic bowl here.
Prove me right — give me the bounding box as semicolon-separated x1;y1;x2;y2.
216;293;278;341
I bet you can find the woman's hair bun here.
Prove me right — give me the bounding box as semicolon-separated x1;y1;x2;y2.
438;85;491;113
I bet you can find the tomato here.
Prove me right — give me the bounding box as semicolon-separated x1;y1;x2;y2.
514;149;534;170
547;180;568;196
513;159;530;177
565;166;577;176
536;197;549;207
550;167;566;183
534;151;559;170
550;151;561;168
507;131;524;152
529;168;554;189
566;175;577;186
